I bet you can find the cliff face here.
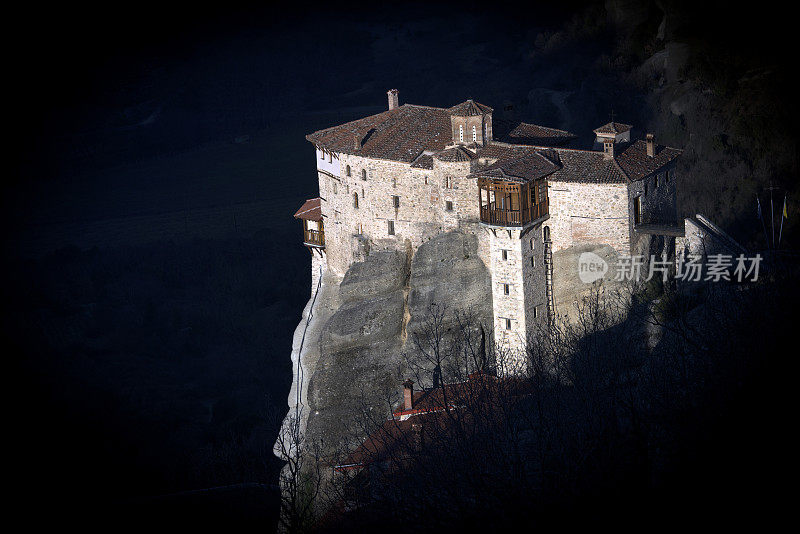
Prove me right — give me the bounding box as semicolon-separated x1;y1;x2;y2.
288;230;492;459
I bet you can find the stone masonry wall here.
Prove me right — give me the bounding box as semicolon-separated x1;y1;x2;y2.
547;181;630;255
318;152;481;276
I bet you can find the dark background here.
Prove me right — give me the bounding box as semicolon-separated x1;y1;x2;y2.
3;1;795;530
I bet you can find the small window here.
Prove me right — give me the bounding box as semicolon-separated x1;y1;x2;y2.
533;306;538;319
353;192;359;209
644;184;648;196
530;256;535;267
503;284;510;295
424;176;428;185
459;124;463;142
666;170;671;183
387;220;395;235
333;182;337;194
392;195;400;208
392;176;397;188
530;238;534;250
472;125;477;142
346;165;351;177
445;200;453;211
445;176;452;189
501;249;508;261
361;169;367;181
504;318;511;330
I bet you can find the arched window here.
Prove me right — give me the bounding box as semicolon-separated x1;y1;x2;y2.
459;125;463;142
472;125;477;142
543;226;550;241
361;169;367;181
353;192;359;209
346;165;351;177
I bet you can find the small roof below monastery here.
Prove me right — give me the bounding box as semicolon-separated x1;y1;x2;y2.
593;122;633;135
293;197;322;221
434;145;477;162
448;99;493;116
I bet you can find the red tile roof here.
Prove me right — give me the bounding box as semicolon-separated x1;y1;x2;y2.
615;140;682;181
306;100;680;184
306;104;452;163
593;122;633;135
293;197;322;221
496;120;577;146
448;99;493;116
434;146;476;162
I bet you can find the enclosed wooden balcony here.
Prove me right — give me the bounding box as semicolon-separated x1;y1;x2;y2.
293;197;325;249
478;177;549;227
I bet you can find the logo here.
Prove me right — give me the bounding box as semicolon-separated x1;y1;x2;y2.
578;252;609;283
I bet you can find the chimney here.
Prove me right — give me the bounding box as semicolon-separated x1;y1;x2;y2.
646;133;655;157
403;379;414;411
353;133;362;151
603;139;615;159
387;89;399;110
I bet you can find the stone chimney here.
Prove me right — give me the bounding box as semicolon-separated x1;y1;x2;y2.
387;89;399;110
403;379;414;411
603;139;615;159
646;133;655;157
353;133;362;151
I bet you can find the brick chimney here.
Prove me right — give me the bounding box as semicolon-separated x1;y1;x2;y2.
403;379;414;411
646;133;655;157
387;89;399;110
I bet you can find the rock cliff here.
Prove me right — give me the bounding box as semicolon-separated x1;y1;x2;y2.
280;231;492;459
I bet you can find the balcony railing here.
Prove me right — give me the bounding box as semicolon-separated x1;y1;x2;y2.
478;178;549;227
304;228;325;247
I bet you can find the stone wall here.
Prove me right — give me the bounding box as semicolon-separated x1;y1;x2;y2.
483;222;547;371
318;152;481;276
547;181;630;255
627;165;678;254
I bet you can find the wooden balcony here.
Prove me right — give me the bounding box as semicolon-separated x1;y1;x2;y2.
477;178;549;227
304;228;325;247
294;197;325;250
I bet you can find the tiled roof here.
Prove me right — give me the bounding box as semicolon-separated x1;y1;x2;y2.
434;146;476;162
306;104;452;163
593;122;633;135
336;372;532;470
470;144;560;183
410;153;434;169
615;140;682;181
293;197;322;221
448;99;493;116
495;119;577;146
546;149;629;184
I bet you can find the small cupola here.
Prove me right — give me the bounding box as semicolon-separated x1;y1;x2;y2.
448;99;493;147
593;121;633;149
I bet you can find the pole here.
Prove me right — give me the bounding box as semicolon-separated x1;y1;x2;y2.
770;188;775;247
779;194;787;247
